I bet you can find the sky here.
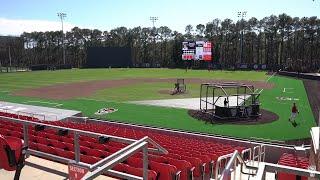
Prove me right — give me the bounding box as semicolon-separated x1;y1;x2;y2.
0;0;319;36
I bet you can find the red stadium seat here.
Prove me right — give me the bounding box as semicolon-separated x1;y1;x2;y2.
86;149;105;158
61;136;74;144
37;132;48;138
0;128;10;136
80;146;91;155
55;148;75;160
91;143;108;151
64;142;74;151
37;137;49;145
107;146;121;153
49;139;66;149
167;158;193;180
36;143;56;155
46;133;60;141
28;142;37;150
79;140;92;148
80;154;101;164
126;157;144;168
149;161;178;180
125;166;157;180
112;163;129;172
0;135;27;180
149;154;168;163
180;155;203;177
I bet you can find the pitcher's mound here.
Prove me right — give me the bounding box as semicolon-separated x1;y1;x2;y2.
158;89;188;95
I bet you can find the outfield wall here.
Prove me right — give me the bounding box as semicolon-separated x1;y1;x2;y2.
279;71;320;81
86;47;132;68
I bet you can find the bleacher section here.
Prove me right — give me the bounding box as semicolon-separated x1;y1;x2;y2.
0;114;248;180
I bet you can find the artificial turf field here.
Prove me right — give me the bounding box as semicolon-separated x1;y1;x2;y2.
0;69;316;141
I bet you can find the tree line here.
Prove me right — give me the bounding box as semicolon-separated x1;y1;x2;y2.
1;13;320;71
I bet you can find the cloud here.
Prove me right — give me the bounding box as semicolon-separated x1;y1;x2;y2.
0;18;76;36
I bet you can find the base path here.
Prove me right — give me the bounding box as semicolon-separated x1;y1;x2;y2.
0;101;81;121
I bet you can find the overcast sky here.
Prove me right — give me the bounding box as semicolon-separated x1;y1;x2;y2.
0;0;319;36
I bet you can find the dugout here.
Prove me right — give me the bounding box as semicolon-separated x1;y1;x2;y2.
86;47;132;68
200;82;261;119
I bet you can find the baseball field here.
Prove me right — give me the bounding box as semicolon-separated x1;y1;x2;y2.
0;68;316;141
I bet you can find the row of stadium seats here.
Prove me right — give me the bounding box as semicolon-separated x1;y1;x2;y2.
277;153;309;180
0;111;39;121
0;117;247;179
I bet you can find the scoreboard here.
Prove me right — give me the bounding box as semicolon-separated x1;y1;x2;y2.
182;41;212;61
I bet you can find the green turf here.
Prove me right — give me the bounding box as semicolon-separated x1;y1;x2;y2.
0;69;268;91
0;69;316;140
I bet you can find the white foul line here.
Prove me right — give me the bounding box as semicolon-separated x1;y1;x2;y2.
266;72;276;83
258;72;276;94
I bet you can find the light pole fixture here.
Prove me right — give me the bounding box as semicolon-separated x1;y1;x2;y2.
237;11;247;64
237;11;247;19
149;17;159;67
149;16;158;28
57;12;67;65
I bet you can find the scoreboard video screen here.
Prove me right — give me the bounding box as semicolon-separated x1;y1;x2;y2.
182;41;212;61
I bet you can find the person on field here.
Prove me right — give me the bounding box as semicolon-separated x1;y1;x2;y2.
171;82;180;95
224;98;229;107
289;102;299;126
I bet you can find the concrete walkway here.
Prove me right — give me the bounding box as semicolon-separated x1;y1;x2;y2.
0;156;116;180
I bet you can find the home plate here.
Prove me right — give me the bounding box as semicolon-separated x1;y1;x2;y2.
131;96;250;110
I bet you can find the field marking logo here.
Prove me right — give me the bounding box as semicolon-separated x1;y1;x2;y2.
276;96;299;101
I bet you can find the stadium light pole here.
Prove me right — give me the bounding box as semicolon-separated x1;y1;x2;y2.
150;17;158;67
150;16;158;28
237;11;247;64
8;46;12;72
57;12;67;65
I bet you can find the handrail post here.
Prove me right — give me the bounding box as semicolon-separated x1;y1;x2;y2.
142;144;148;180
23;122;29;157
209;160;215;179
74;132;80;162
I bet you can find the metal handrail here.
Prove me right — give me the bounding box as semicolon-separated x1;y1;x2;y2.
84;141;149;180
252;145;261;167
241;148;252;162
215;150;258;180
257;162;320;179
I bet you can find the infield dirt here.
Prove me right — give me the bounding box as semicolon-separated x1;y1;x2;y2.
13;78;274;100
